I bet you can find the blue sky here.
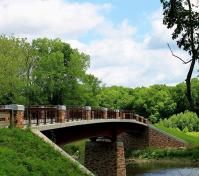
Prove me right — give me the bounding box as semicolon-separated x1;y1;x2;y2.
0;0;196;87
68;0;161;43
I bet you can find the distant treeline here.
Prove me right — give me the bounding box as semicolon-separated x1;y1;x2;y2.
97;78;199;122
0;35;198;122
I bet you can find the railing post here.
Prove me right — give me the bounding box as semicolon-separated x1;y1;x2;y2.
39;106;45;124
122;112;125;119
101;108;108;119
85;106;91;120
57;105;66;123
114;109;120;119
5;104;25;128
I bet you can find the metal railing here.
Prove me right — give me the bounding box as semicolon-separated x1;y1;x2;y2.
24;106;58;125
0;105;148;127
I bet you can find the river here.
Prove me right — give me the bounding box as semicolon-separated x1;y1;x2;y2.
126;161;199;176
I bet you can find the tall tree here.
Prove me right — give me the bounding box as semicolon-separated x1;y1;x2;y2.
0;35;28;104
160;0;199;116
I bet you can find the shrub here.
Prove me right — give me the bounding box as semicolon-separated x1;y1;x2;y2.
157;111;199;132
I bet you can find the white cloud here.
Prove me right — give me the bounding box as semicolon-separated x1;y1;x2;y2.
0;0;195;87
69;13;191;87
0;0;110;39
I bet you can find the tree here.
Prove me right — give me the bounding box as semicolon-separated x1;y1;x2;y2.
30;38;100;106
160;0;199;116
130;85;176;122
0;35;28;104
97;86;133;109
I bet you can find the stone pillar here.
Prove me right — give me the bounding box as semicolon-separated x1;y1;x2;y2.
85;106;91;120
5;104;25;128
116;142;126;176
101;107;107;119
57;105;66;123
85;141;126;176
135;114;139;121
114;110;120;119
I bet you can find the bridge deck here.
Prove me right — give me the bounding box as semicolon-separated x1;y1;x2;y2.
29;119;148;131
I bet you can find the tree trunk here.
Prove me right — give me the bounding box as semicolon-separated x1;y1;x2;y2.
186;58;199;117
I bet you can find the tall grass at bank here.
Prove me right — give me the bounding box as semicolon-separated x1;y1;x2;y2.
62;140;87;164
0;128;88;176
128;146;199;160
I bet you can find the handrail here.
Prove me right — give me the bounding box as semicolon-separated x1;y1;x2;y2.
0;105;148;127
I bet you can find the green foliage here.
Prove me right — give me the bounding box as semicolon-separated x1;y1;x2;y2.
0;128;88;176
157;111;199;131
186;132;199;137
0;36;101;106
128;146;199;160
131;85;177;121
0;35;28;104
62;140;87;164
97;78;199;120
97;86;133;109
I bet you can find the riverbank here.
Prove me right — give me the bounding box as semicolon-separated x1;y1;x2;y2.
126;146;199;162
126;158;199;165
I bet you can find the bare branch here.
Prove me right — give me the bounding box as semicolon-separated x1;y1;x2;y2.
167;43;193;64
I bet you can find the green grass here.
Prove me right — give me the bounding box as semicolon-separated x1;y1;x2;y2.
154;125;199;146
0;128;89;176
128;146;199;160
62;140;87;164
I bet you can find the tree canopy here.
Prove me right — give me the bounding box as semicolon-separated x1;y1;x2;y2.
0;36;101;106
160;0;199;115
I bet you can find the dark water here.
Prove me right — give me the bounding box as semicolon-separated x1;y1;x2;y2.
126;162;199;176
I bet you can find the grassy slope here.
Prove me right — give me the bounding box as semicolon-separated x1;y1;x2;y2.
154;125;199;146
0;128;88;176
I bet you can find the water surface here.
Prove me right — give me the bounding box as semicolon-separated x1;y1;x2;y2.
127;161;199;176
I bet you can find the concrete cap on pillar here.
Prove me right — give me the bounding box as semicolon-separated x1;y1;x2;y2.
101;107;108;112
57;105;66;110
85;106;91;111
5;104;25;111
114;109;120;113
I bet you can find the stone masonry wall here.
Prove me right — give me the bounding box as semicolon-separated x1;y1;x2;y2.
118;126;185;151
148;126;186;148
85;141;126;176
118;130;148;150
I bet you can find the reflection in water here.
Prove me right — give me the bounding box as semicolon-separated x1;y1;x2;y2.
126;162;199;176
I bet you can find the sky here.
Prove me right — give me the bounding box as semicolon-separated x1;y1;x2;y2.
0;0;197;87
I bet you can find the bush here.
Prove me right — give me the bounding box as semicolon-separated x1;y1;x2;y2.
157;111;199;132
